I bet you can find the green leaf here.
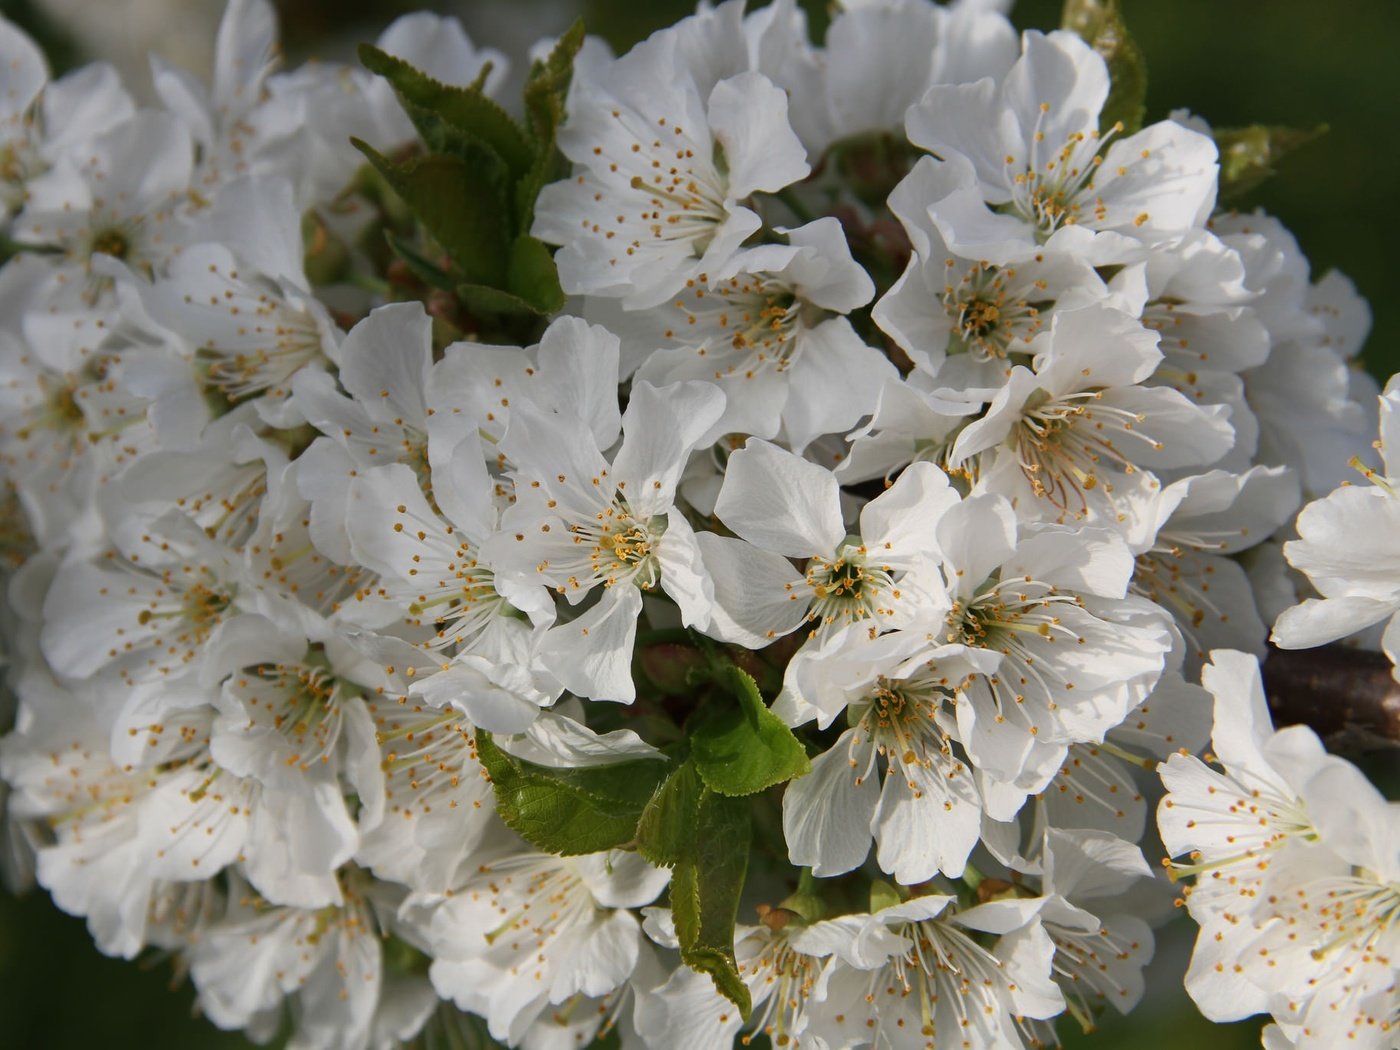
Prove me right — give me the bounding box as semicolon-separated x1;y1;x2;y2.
529;21;585;91
352;140;509;287
456;283;542;318
869;879;903;914
475;731;669;855
689;666;811;796
518;20;585;229
584;1027;622;1050
459;281;546;319
359;45;534;182
506;235;566;313
1214;124;1327;203
635;760;702;867
455;237;565;317
632;756;753;1018
1061;0;1147;135
671;787;753;1020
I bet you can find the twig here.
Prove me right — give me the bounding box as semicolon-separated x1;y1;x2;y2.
1262;643;1400;750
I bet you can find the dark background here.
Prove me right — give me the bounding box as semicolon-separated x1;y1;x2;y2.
1;0;1395;1046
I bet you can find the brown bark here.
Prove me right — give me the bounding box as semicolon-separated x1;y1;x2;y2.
1262;643;1400;749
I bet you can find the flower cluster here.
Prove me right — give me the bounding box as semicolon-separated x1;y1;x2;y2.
0;1;1394;1049
1161;651;1399;1050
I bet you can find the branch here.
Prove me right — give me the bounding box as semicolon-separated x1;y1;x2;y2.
1261;643;1400;749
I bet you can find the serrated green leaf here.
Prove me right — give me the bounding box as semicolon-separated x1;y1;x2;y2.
635;760;702;867
518;21;585;230
360;45;534;182
671;787;752;1020
1060;0;1110;38
689;666;811;796
1061;0;1147;135
475;731;668;855
533;21;586;84
352;140;509;287
1214;123;1327;203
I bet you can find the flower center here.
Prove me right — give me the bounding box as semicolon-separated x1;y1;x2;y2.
1013;389;1148;516
1000;114;1124;242
133;580;232;635
570;500;661;591
850;671;967;781
803;542;893;633
479;856;597;951
253;664;344;769
664;273;814;379
740;935;822;1047
0;136;43;210
90;227;130;260
942;262;1048;361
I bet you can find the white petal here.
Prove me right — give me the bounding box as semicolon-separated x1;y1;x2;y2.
336;302;433;423
873;760;981;882
1042;827;1150;900
534;316;624;443
714;438;844;558
1002;30;1108;159
613;380;725;519
1272;594;1398;650
655;513;714;629
782;731;878;877
906;77;1020;198
411;657;548;734
574;850;672;909
696;532;808;648
858;460;959;567
781;320;896;452
783;217;875;312
503;708;665;768
706;72;808;199
539;586;643;703
548;909;642;1001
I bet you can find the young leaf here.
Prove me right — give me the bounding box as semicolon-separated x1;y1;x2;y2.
454;233;564;319
631;755;753;1017
1061;0;1147;135
635;760;702;867
869;879;903;914
359;45;535;181
352;140;509;287
456;283;544;319
475;731;668;855
519;20;586;229
1214;124;1327;203
671;787;753;1020
506;235;566;314
689;665;811;796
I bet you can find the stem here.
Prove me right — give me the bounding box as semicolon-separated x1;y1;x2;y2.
775;187;818;225
348;270;391;295
634;626;704;648
1262;643;1400;748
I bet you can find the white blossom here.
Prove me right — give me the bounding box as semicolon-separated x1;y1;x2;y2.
533;25;809;307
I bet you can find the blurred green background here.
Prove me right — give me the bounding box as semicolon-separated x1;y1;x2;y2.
1;0;1396;1046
